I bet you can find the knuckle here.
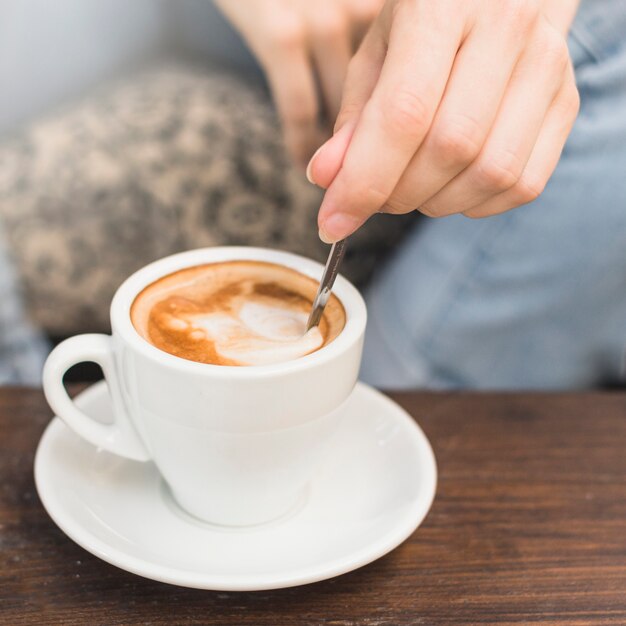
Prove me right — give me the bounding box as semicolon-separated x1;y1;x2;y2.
364;183;391;207
383;88;431;137
340;172;390;210
430;114;483;166
327;12;348;38
541;32;570;73
418;201;444;218
501;0;540;27
515;175;545;204
384;195;416;214
529;20;570;71
269;14;306;51
475;150;524;192
463;207;489;219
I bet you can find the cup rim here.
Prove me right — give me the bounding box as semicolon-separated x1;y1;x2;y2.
111;247;366;378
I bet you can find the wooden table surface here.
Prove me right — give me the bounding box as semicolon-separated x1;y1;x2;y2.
1;386;626;625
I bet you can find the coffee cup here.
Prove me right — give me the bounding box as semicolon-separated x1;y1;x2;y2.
43;247;366;526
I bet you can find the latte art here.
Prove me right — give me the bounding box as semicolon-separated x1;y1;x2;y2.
130;261;345;366
176;302;323;365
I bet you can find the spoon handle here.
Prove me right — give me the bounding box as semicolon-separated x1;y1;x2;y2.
306;239;348;331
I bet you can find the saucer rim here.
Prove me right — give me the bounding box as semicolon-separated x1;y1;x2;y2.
34;381;437;591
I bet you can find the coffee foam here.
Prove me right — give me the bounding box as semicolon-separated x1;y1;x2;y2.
130;261;345;366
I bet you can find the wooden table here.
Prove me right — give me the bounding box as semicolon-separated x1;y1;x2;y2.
2;387;626;625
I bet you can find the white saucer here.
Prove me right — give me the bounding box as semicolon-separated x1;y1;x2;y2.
35;381;437;591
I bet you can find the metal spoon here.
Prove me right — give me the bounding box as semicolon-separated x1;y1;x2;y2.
306;239;347;331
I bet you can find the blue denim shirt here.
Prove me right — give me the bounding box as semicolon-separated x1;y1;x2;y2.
361;0;626;389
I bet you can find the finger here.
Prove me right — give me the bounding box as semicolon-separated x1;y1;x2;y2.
342;0;383;49
307;4;353;123
384;8;537;215
334;20;386;133
259;27;321;167
307;23;385;187
421;20;571;216
306;120;357;189
463;75;579;218
318;1;464;242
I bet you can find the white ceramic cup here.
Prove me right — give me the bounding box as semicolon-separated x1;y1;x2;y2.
43;247;366;526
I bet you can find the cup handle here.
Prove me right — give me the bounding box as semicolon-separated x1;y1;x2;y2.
43;334;151;461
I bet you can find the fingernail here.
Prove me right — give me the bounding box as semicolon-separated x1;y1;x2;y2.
306;145;324;185
318;228;333;244
319;212;362;243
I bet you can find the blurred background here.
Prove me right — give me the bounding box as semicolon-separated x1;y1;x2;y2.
0;0;258;132
0;0;413;381
3;0;625;389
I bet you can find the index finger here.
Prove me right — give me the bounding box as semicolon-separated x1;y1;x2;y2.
318;2;464;241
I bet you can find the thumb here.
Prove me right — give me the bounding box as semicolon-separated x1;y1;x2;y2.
306;121;356;189
306;22;386;189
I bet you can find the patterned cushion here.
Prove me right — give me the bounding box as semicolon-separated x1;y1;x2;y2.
0;63;415;336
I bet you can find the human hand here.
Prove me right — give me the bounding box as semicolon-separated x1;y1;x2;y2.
307;0;581;242
214;0;384;167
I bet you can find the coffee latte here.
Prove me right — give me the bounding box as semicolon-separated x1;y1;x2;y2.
131;261;345;366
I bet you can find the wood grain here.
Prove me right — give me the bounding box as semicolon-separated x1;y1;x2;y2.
1;387;626;625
